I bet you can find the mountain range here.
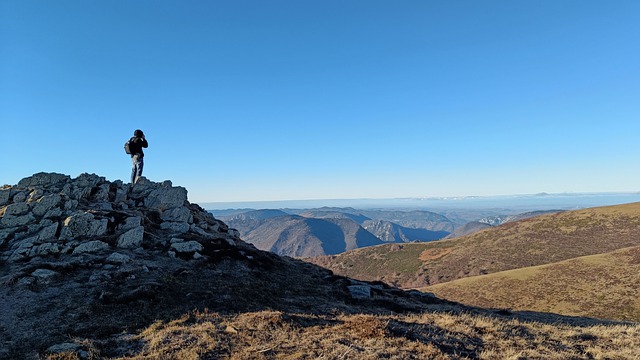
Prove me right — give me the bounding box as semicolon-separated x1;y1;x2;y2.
218;208;458;257
308;202;640;321
215;206;564;258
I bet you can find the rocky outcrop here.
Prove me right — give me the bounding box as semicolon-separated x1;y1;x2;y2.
0;172;245;357
0;172;236;264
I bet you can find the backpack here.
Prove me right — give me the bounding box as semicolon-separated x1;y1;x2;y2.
124;139;132;155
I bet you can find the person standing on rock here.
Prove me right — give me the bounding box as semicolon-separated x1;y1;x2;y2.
129;129;148;184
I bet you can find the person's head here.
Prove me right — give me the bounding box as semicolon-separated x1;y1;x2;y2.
134;129;144;137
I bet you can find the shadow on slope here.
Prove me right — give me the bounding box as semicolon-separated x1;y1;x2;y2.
302;217;346;255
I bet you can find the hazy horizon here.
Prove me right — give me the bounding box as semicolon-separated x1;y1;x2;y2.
203;191;640;211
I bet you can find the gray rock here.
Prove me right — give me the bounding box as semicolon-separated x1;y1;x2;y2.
106;252;131;263
0;188;10;206
146;186;188;211
347;285;372;299
161;221;190;233
73;240;109;254
118;216;141;231
0;227;18;243
16;276;35;287
2;202;30;217
43;207;63;219
12;191;27;202
93;183;111;202
93;202;114;211
37;222;59;241
72;173;103;189
170;240;203;253
27;189;44;203
1;212;35;228
161;206;192;223
114;188;128;204
8;247;32;262
30;243;60;257
9;235;37;250
89;271;112;283
133;176;153;186
64;199;79;211
17;172;70;188
32;268;59;281
59;212;108;240
117;226;144;248
70;187;92;201
190;224;214;238
31;194;62;217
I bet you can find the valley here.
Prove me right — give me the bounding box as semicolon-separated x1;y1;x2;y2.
211;206;555;257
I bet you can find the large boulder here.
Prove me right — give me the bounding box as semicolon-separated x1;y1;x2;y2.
0;188;11;206
161;206;192;223
117;226;145;248
31;194;62;217
146;187;188;211
17;172;70;188
59;212;108;240
72;240;109;254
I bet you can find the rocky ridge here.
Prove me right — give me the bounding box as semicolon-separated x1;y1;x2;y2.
0;172;239;266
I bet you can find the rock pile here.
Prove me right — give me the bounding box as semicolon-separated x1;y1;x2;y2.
0;172;239;268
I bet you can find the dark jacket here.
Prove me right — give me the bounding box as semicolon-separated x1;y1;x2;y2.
129;136;148;157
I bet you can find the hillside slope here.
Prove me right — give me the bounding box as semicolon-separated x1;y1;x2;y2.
221;209;291;236
241;215;385;257
444;221;492;239
425;245;640;322
309;202;640;288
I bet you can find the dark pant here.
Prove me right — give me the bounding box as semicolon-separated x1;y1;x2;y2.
131;154;144;183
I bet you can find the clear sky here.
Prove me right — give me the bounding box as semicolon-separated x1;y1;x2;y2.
1;1;639;203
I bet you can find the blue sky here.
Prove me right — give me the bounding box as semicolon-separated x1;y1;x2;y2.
1;1;639;203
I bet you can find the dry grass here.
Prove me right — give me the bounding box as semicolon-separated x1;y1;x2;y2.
425;246;640;322
110;309;640;360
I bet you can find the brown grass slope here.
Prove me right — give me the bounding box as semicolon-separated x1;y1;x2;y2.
108;309;640;360
425;245;640;322
35;245;640;360
309;202;640;288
